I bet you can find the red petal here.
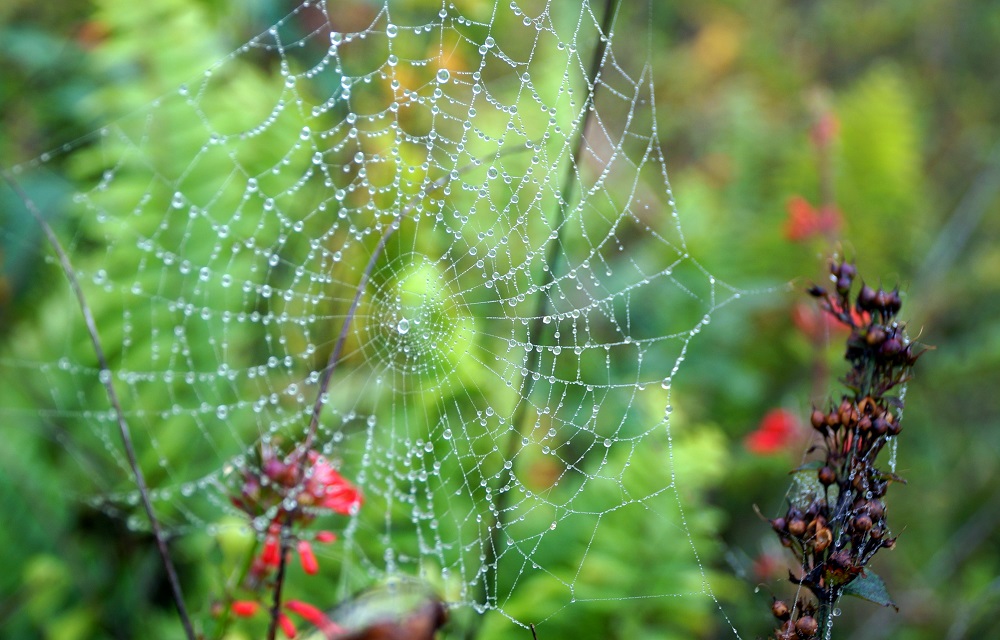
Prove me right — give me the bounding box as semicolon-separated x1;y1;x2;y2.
231;600;259;617
817;204;843;236
320;483;363;515
262;533;281;566
745;430;785;454
315;530;337;544
285;600;345;635
752;553;782;581
278;612;298;638
784;196;820;242
791;303;820;339
298;540;319;575
745;409;800;454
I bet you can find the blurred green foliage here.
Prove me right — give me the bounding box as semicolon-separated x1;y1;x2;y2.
2;0;1000;639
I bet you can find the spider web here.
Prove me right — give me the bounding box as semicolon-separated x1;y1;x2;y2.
1;0;748;633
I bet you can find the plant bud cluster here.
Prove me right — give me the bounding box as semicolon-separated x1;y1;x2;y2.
231;441;361;526
769;259;922;638
770;598;820;639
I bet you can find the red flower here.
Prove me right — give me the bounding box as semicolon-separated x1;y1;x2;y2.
791;302;850;342
262;524;282;567
297;539;319;575
827;298;871;328
278;612;298;638
315;530;337;544
751;552;784;581
231;600;260;617
745;409;800;455
285;600;345;636
305;451;364;515
783;196;841;242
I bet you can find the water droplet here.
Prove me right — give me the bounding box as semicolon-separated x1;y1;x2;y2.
397;318;410;334
436;69;450;83
386;24;398;38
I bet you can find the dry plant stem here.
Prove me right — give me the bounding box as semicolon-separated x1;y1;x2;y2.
768;259;922;640
469;0;621;637
2;172;197;640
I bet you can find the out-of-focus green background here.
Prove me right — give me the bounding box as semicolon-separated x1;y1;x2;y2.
2;0;998;639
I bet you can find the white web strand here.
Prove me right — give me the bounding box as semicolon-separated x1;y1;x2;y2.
1;0;747;633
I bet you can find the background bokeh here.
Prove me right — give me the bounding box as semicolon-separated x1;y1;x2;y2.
2;1;999;639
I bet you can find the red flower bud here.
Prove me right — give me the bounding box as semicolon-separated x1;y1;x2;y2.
262;532;281;567
298;539;319;575
315;530;337;544
286;599;344;635
278;612;297;638
231;600;259;617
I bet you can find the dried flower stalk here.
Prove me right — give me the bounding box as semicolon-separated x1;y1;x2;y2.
768;258;924;639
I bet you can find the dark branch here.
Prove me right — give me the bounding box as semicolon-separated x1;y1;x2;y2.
2;171;197;640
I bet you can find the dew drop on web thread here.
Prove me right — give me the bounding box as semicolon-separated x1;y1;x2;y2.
3;0;756;635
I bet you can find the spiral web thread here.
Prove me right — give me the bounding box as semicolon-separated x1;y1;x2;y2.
1;0;747;632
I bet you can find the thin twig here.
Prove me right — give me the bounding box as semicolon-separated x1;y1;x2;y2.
2;171;197;640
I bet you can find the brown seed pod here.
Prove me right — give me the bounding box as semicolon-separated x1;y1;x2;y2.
853;514;873;532
872;417;889;437
857;415;872;432
771;599;791;620
795;615;819;638
866;325;886;346
788;518;807;537
775;620;797;640
813;527;833;552
811;409;826;430
857;284;877;311
880;337;903;357
867;500;885;519
818;466;837;487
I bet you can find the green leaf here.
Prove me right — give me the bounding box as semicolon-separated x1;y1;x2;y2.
843;570;898;611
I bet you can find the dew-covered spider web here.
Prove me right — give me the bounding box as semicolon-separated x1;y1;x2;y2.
2;0;749;634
